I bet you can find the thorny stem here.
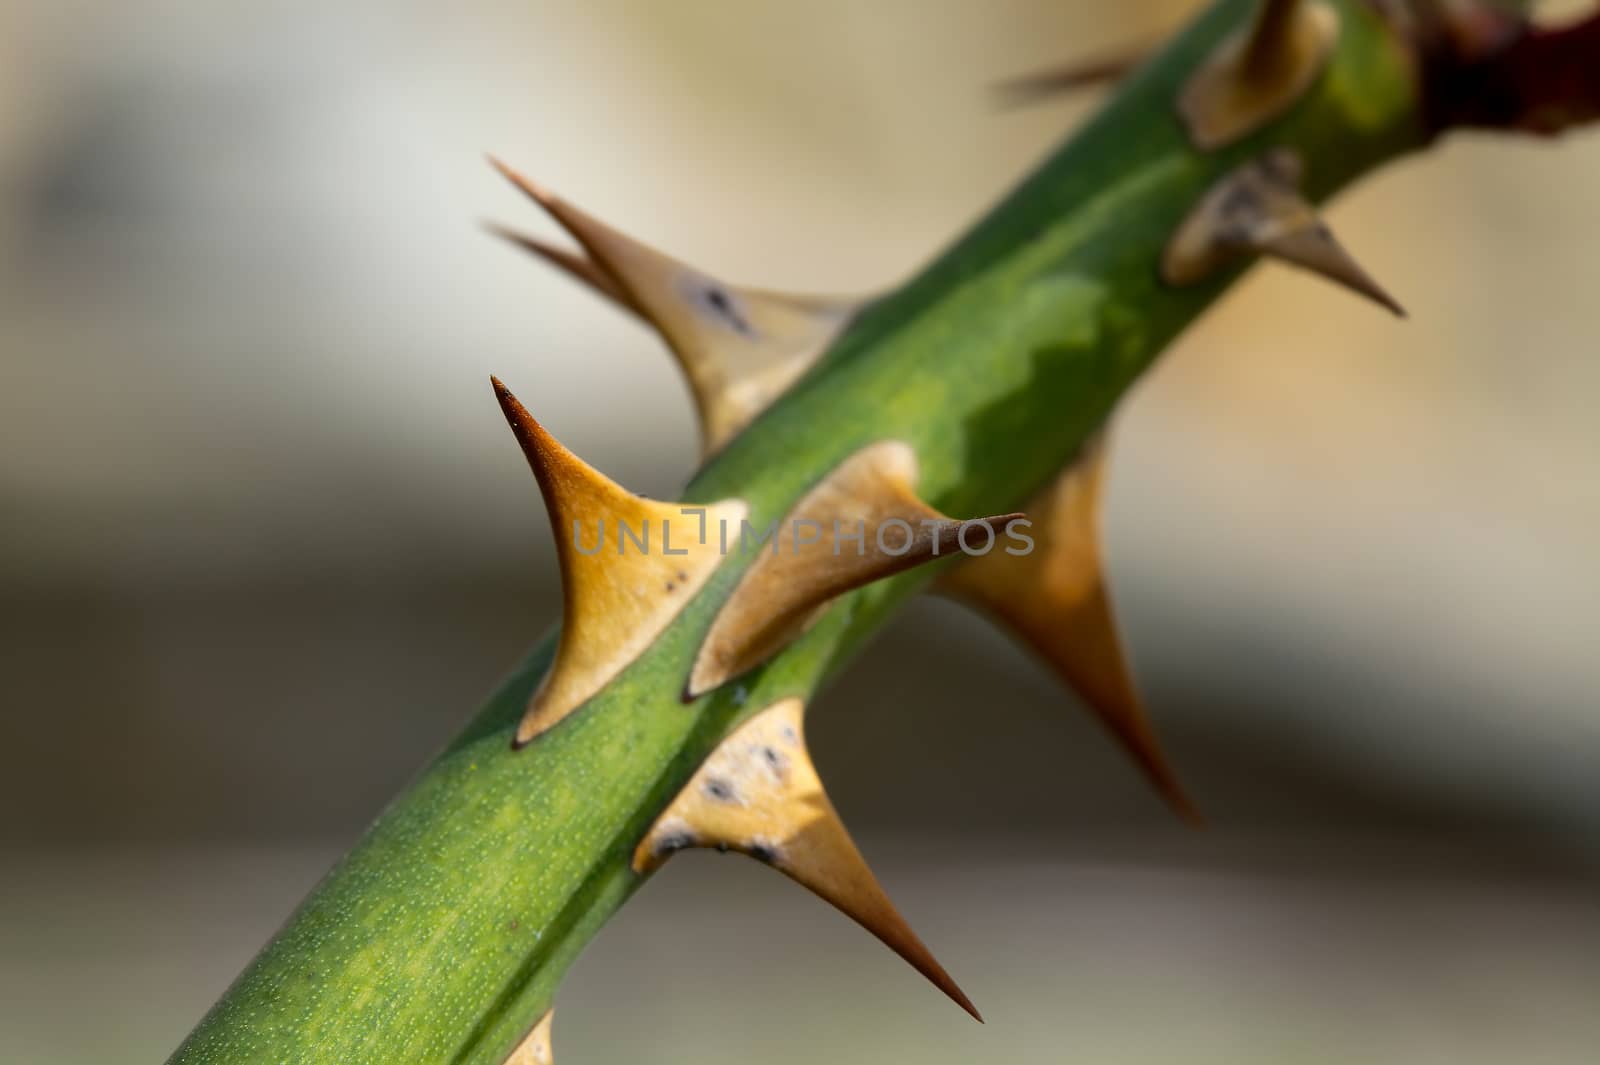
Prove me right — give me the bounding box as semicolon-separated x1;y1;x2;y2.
167;2;1600;1063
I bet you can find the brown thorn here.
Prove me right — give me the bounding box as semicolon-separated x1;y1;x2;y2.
990;40;1151;108
688;441;1024;698
937;439;1201;824
491;377;746;746
483;221;639;314
634;698;982;1021
1162;149;1405;318
488;155;861;454
1178;0;1340;149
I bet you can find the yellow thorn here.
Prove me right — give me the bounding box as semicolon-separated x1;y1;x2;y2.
504;1009;554;1065
1178;0;1339;149
1162;149;1405;317
488;156;862;454
635;697;982;1021
687;441;1024;698
938;438;1200;824
492;378;747;746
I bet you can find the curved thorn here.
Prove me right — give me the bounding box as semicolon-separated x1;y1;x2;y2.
636;698;982;1021
488;156;863;453
484;221;638;313
939;438;1201;824
491;377;746;745
1178;0;1340;149
1163;149;1405;317
990;41;1151;108
689;441;1024;698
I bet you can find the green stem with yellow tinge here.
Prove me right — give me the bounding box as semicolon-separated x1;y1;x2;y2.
170;2;1434;1061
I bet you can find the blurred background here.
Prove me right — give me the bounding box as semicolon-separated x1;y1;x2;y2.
3;0;1599;1062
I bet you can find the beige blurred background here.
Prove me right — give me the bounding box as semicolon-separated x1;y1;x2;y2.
3;1;1599;1062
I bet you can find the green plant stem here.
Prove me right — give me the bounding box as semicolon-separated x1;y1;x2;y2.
170;2;1425;1061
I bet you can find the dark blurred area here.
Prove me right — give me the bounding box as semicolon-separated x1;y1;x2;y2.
3;1;1599;1062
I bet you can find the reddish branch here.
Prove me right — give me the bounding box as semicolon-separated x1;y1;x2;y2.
1422;3;1600;137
